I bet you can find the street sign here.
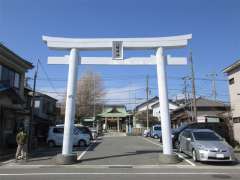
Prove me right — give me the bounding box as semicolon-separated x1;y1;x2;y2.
112;41;123;60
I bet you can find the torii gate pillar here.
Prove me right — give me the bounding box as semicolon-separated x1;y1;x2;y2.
56;49;79;164
62;48;79;155
156;47;172;155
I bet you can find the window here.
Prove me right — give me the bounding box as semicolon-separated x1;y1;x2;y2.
35;100;40;108
14;73;20;88
229;78;234;85
74;128;80;135
0;64;21;89
193;132;221;141
53;128;64;134
154;126;161;131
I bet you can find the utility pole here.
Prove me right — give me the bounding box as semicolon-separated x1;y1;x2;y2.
93;75;96;130
189;51;197;122
146;75;149;130
182;76;190;105
207;73;217;101
28;59;39;153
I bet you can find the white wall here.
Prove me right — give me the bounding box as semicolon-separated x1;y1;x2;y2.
233;123;240;143
152;103;178;117
137;100;158;112
227;66;240;118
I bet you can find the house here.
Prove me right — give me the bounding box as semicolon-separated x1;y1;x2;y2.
98;105;132;132
0;43;33;151
24;88;57;144
151;100;179;118
134;96;179;128
134;96;159;112
223;60;240;143
171;97;229;128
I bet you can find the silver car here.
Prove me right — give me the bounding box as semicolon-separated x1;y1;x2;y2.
178;129;236;162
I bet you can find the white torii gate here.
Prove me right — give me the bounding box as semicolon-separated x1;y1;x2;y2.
43;34;192;164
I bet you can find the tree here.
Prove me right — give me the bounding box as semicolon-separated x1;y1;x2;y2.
75;70;105;122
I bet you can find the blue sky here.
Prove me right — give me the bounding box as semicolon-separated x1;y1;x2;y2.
0;0;239;109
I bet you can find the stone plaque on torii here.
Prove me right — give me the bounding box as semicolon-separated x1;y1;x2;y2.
43;34;192;164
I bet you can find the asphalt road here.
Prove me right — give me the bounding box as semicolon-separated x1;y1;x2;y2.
0;165;240;180
1;136;240;180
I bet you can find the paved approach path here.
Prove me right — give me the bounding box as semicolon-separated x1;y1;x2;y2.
79;136;187;165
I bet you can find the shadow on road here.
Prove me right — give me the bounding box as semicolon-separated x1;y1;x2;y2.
26;140;102;163
77;149;164;163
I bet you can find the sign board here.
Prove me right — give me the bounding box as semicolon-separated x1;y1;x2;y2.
112;41;123;60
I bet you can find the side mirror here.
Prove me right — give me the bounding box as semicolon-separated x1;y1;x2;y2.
186;138;191;141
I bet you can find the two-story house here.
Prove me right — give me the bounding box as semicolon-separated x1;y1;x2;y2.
171;97;229;128
223;60;240;143
0;43;33;151
24;88;57;144
134;96;179;128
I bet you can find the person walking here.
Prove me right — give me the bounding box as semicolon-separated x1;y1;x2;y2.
15;127;28;161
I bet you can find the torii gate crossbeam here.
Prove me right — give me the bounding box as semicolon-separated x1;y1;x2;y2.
43;34;192;164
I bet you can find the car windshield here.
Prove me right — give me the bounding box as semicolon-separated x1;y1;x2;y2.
154;126;161;131
193;132;221;141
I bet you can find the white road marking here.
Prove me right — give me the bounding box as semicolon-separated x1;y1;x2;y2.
0;172;239;176
141;137;196;167
1;159;14;164
175;152;196;167
141;137;162;147
77;140;97;160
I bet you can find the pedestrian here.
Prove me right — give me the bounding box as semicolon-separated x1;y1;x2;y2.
15;127;28;161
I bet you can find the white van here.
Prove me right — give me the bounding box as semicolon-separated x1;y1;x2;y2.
47;125;90;147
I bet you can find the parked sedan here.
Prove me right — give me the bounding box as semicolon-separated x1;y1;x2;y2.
178;129;236;162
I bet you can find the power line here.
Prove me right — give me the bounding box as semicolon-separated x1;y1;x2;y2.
38;61;62;97
27;75;228;82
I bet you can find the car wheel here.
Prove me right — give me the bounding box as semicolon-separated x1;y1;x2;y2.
178;144;183;153
192;149;198;162
154;134;159;139
79;140;87;147
174;141;179;149
48;141;55;148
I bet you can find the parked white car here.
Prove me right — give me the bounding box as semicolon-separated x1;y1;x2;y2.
47;125;91;147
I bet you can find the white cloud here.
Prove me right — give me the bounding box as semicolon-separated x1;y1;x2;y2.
103;84;145;109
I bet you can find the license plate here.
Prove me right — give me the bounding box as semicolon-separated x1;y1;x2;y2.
216;154;224;158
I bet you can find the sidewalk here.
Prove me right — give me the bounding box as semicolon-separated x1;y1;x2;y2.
0;148;15;161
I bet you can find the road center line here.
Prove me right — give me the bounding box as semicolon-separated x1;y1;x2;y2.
141;137;196;167
77;140;97;160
